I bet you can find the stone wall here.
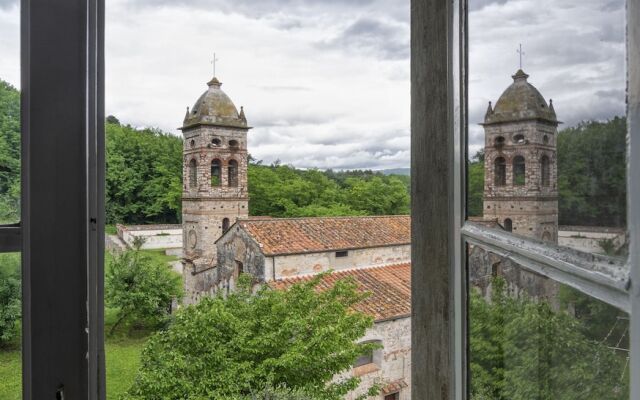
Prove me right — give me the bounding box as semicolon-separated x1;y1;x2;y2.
558;226;626;254
337;317;412;400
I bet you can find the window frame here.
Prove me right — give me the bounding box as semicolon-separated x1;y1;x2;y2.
0;0;106;398
412;0;639;398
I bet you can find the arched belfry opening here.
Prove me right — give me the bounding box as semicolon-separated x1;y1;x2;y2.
513;156;525;186
228;159;238;187
189;159;197;188
494;157;506;186
211;159;221;186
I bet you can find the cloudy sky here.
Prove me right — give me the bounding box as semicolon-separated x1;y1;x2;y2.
0;0;626;169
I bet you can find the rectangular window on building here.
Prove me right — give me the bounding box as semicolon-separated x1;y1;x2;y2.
335;250;349;258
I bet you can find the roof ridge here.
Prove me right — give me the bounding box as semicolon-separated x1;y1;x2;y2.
241;215;410;223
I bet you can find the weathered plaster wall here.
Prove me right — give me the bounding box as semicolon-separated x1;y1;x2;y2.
116;224;182;250
269;245;411;280
558;227;626;254
337;317;412;400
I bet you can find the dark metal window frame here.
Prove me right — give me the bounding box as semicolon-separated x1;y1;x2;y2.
0;0;105;398
412;0;640;398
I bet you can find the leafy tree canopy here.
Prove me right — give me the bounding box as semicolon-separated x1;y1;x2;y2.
125;274;379;400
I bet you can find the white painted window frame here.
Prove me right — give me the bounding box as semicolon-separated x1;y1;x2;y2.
450;0;639;399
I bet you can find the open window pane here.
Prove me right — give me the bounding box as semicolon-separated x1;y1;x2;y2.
469;244;630;399
468;0;628;261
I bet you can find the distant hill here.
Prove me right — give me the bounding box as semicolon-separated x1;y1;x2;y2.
379;168;410;176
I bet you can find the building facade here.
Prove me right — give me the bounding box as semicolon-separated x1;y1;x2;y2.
482;69;559;243
180;76;250;303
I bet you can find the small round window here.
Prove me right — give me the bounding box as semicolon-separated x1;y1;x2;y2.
513;134;525;144
211;138;221;146
495;136;505;146
229;139;239;149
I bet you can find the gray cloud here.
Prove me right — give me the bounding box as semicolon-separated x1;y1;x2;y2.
469;0;509;12
317;17;409;60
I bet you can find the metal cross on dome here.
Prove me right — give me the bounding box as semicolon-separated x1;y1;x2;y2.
211;53;219;77
517;44;525;69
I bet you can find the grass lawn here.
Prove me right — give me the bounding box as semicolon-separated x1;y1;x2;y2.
0;336;146;400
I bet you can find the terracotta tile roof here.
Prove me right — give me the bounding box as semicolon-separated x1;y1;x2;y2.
381;378;408;395
269;263;411;322
237;215;410;256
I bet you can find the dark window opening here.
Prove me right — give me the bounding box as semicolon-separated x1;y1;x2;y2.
228;159;238;187
190;139;195;148
229;139;239;149
353;340;382;368
211;159;221;186
495;136;505;146
222;218;230;233
543;134;549;144
541;155;550;187
384;393;399;400
189;159;197;188
211;138;221;146
513;134;525;144
504;218;513;232
336;250;348;257
494;157;506;186
236;260;244;276
513;155;525;185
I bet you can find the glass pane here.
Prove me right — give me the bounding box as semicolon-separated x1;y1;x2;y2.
0;1;21;399
467;0;628;261
469;244;630;399
106;1;410;399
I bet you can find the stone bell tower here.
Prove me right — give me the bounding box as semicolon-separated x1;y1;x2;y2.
482;69;559;243
180;75;250;301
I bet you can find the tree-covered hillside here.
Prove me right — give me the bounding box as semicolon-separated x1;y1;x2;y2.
1;79;626;227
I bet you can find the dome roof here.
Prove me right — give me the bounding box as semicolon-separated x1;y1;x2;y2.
484;70;558;125
181;77;247;130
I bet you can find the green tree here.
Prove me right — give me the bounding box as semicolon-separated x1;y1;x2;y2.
470;279;628;400
105;247;183;335
0;80;21;224
125;274;379;400
0;253;20;345
106;122;183;224
467;157;485;217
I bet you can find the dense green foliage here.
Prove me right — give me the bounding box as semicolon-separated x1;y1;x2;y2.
106;121;183;224
557;117;627;227
125;274;378;400
105;247;183;335
0;81;20;224
249;163;410;218
470;279;628;400
0;254;20;345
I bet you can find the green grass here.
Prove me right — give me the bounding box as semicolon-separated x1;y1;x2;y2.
105;224;118;235
0;336;147;400
138;249;179;265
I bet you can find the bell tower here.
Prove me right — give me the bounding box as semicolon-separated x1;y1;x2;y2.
180;75;250;293
482;70;559;243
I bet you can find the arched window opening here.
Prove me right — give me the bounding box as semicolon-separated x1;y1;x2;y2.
513;134;525;144
228;159;239;187
222;218;230;233
541;155;550;187
495;136;505;146
211;138;221;146
229;139;239;149
190;139;195;148
543;135;549;145
211;159;221;186
504;218;513;232
513;156;525;185
494;157;506;186
188;159;197;188
542;231;552;242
